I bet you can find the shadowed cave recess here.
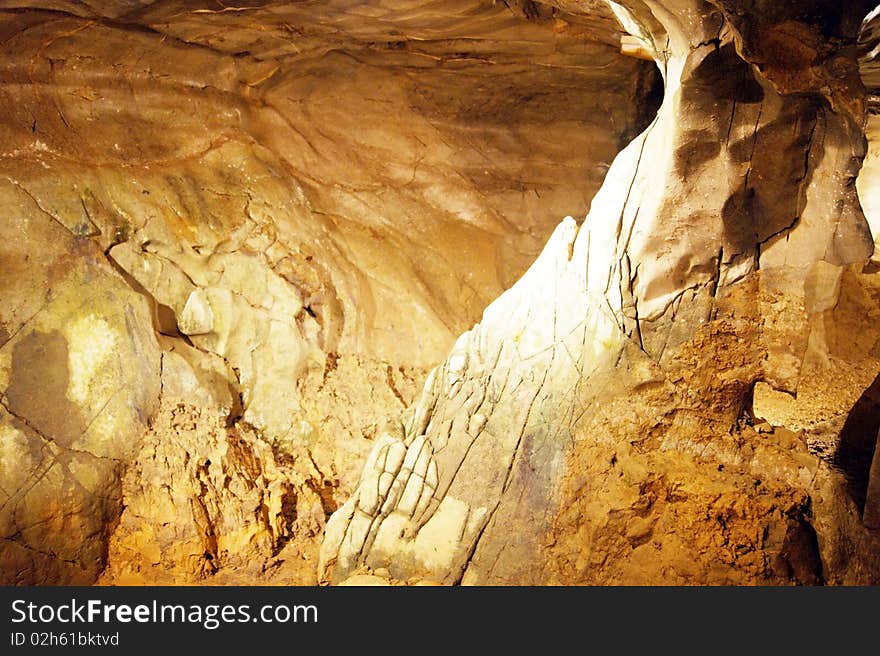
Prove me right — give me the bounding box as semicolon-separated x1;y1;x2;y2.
1;0;879;586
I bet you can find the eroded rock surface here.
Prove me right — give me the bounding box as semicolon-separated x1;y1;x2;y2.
0;185;160;583
98;350;328;585
0;0;657;583
321;0;880;585
2;0;879;586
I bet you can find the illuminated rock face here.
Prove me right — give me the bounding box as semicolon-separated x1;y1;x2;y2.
0;217;161;584
3;0;880;586
320;0;880;585
0;1;655;583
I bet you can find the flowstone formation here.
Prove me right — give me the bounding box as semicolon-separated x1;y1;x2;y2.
320;0;880;585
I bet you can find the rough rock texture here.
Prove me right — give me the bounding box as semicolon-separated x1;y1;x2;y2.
0;1;658;583
2;0;879;586
321;0;880;585
848;5;880;533
0;185;161;583
98;350;328;585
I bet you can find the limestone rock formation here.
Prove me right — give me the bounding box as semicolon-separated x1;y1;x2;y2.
99;350;328;585
0;0;655;583
320;0;880;585
2;0;879;586
0;190;161;583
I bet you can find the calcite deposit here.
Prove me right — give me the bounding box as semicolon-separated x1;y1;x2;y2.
1;0;879;586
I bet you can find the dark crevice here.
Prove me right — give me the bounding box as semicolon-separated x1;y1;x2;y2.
834;371;880;521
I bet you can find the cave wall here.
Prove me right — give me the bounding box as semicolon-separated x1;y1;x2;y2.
1;0;878;586
0;0;657;583
321;0;880;585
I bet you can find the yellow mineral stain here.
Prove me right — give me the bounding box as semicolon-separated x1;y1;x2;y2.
65;314;118;405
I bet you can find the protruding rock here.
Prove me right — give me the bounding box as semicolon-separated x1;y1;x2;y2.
178;289;214;336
